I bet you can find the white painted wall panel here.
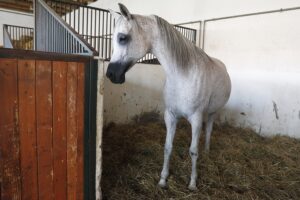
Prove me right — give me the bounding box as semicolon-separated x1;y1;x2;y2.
103;62;165;124
204;10;300;137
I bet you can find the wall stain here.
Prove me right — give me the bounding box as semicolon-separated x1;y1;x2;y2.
272;101;279;120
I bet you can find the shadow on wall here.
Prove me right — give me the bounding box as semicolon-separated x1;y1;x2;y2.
103;76;165;125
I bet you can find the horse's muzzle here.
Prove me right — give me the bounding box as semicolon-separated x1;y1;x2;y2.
106;61;132;84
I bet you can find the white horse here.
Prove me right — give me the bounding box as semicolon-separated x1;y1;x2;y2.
106;4;231;190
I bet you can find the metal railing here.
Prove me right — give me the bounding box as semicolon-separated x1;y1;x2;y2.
174;25;197;44
35;0;97;55
3;24;34;50
44;0;112;59
176;21;202;48
39;0;197;63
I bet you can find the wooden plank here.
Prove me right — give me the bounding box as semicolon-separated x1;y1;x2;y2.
76;63;85;200
0;58;21;200
67;62;78;200
0;48;92;63
52;61;67;200
18;59;38;200
36;60;54;200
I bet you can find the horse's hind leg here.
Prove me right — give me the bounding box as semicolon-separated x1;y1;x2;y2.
205;112;216;152
187;112;203;191
158;110;177;188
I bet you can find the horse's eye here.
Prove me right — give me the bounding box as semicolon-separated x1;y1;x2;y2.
118;33;129;45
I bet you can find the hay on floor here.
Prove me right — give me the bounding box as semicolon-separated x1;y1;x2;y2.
102;116;300;200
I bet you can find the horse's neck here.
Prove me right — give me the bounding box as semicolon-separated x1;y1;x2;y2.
150;24;206;78
151;37;182;76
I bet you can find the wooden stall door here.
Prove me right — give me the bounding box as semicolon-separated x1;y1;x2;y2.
0;55;93;200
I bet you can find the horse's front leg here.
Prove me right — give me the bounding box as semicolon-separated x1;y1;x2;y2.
187;111;203;190
158;109;177;188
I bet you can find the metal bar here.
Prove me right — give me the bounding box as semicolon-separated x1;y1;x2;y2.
206;6;300;22
73;4;76;31
65;4;72;26
97;10;101;54
78;7;80;34
82;6;85;35
86;7;89;43
101;11;104;58
109;13;112;59
49;13;51;51
94;9;97;49
105;11;108;59
14;26;16;47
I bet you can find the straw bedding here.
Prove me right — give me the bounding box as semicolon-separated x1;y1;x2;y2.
102;113;300;200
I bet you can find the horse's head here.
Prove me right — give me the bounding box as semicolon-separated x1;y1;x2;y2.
106;4;151;84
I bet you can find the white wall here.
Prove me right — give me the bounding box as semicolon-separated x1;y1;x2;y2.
204;10;300;137
0;9;34;46
103;62;165;124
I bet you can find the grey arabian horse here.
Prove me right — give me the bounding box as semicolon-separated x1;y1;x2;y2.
106;4;231;190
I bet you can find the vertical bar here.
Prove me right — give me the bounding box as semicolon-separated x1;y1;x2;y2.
90;9;93;46
49;16;51;52
94;9;97;49
74;37;76;54
45;10;48;51
109;13;112;59
19;27;26;49
59;22;62;53
97;10;100;54
73;5;76;31
64;29;66;54
13;26;15;47
84;60;97;200
67;32;70;54
101;11;104;58
69;4;71;26
105;12;108;59
86;7;89;43
82;7;85;36
77;7;80;34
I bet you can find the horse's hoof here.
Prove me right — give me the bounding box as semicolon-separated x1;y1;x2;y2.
188;184;198;191
158;179;168;189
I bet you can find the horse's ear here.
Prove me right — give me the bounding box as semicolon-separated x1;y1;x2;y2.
118;3;132;20
109;9;121;21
